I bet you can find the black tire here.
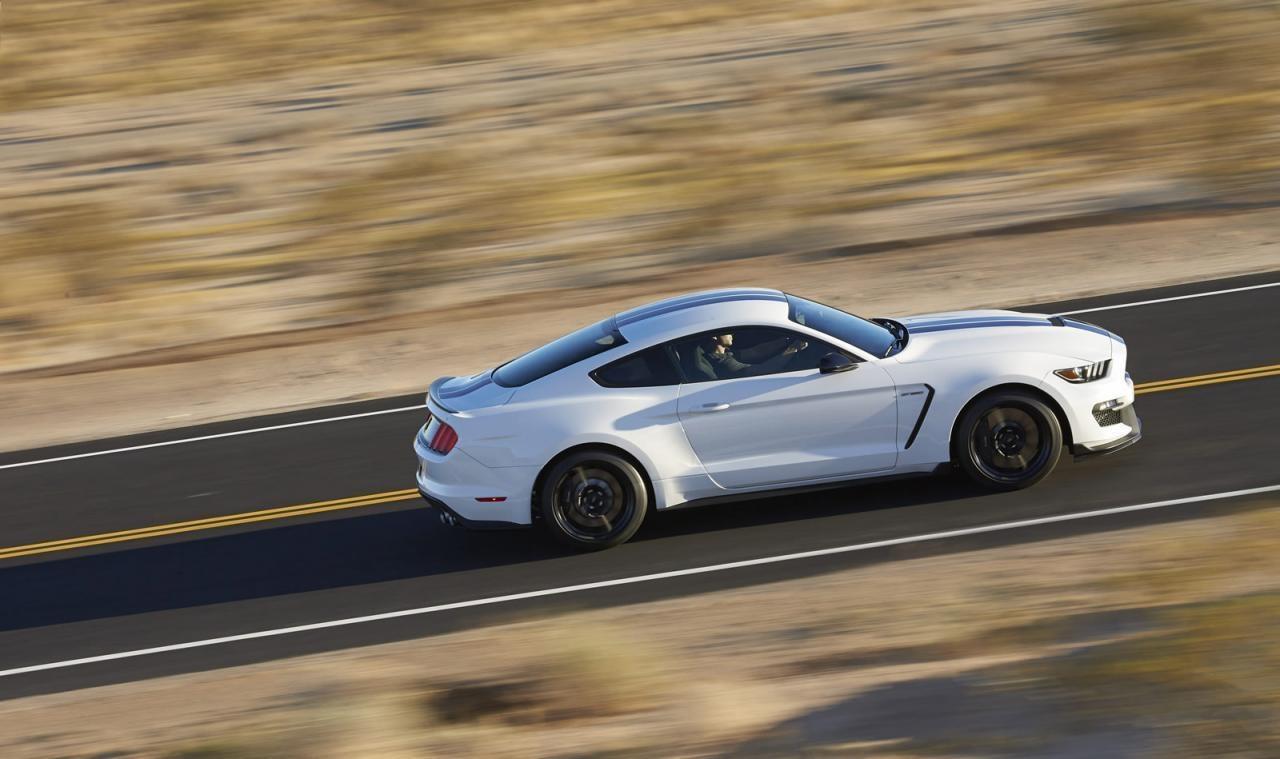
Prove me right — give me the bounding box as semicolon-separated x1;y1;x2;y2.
538;451;648;550
955;390;1062;491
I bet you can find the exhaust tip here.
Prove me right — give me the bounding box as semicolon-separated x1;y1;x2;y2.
439;511;458;528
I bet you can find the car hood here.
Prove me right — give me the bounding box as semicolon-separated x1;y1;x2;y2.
428;369;515;413
892;309;1115;364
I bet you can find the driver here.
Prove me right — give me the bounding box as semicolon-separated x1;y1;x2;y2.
704;332;805;379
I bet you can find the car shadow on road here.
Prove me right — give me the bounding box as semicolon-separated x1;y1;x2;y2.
0;473;983;632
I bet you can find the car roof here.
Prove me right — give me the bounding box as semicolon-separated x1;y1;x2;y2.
614;288;792;345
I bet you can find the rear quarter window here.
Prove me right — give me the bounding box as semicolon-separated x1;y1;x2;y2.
591;346;681;388
493;319;627;388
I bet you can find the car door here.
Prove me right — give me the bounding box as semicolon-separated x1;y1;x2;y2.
673;326;898;489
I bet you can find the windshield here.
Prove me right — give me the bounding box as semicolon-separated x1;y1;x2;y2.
492;318;627;387
785;295;896;358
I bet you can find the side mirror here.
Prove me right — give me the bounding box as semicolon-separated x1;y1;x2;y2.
819;352;858;374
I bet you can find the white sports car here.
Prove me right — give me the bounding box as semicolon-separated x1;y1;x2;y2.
414;288;1140;549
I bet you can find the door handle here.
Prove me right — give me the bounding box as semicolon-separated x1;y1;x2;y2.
698;402;731;412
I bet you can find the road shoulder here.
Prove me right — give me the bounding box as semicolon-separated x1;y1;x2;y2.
3;209;1278;452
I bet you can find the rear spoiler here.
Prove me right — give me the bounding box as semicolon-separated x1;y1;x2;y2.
427;376;459;413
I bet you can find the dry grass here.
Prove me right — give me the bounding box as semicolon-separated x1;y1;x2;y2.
2;1;1279;373
1032;594;1280;756
976;507;1280;757
163;741;285;759
1099;506;1280;602
1039;2;1280;191
0;0;909;110
424;622;671;726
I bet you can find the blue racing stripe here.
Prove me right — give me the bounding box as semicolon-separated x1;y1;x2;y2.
909;319;1055;334
904;314;1049;327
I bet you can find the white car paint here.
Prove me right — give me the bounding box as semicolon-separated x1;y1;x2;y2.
414;288;1139;528
676;359;899;488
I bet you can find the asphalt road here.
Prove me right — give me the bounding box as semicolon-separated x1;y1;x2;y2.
1;271;1277;700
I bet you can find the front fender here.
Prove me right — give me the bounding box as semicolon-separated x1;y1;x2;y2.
889;352;1089;466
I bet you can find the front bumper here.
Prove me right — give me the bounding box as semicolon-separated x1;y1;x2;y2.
1072;404;1142;460
1048;362;1141;455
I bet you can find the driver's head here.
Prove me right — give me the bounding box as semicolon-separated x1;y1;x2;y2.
713;333;733;347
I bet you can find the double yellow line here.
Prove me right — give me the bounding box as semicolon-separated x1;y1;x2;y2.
1135;363;1280;395
1;362;1276;562
0;489;419;561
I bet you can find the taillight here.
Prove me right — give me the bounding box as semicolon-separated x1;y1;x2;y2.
428;419;458;454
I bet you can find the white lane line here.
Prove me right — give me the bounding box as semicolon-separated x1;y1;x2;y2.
1056;281;1280;316
4;280;1275;470
0;405;426;471
3;483;1276;680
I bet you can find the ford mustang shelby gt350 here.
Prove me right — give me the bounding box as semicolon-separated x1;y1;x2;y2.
415;288;1140;549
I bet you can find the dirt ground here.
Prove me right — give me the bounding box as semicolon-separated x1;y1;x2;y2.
2;208;1278;453
4;0;1280;451
3;499;1277;758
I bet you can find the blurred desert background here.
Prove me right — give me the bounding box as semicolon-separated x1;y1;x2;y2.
3;3;1280;757
2;0;1279;449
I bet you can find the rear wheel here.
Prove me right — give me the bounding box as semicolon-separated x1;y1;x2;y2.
955;390;1062;490
539;451;648;550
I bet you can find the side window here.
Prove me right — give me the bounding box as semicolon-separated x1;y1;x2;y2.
670;326;848;383
591;345;681;388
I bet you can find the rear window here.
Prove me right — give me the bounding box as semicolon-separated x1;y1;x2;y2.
591;346;681;388
493;319;627;388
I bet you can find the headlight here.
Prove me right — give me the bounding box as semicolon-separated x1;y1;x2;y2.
1055;359;1111;383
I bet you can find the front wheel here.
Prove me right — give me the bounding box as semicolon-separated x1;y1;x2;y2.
955;390;1062;490
538;451;648;550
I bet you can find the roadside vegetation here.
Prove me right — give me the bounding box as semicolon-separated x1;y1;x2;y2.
2;0;914;109
4;500;1278;757
2;1;1278;373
